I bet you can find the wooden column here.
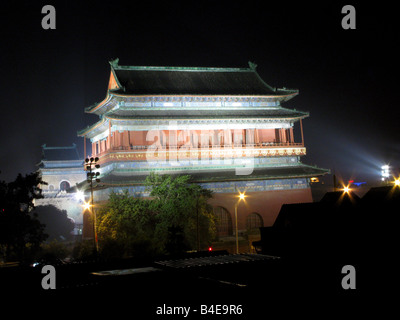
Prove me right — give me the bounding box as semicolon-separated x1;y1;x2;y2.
254;129;259;145
280;128;287;144
300;118;305;146
224;129;232;146
116;131;121;148
289;127;294;143
219;130;224;146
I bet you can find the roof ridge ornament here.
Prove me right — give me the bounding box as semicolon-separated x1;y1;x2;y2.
109;58;119;68
248;61;257;70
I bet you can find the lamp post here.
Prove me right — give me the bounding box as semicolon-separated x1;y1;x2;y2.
234;192;246;254
85;157;100;253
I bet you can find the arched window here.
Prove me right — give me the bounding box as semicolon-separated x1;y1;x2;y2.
213;206;233;237
246;212;264;231
60;180;70;191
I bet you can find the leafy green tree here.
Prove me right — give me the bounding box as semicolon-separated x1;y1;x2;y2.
40;239;70;261
0;172;48;263
72;240;97;261
96;191;158;258
96;173;216;258
35;205;74;241
145;173;216;254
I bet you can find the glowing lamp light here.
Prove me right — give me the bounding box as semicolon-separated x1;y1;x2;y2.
82;201;91;211
75;190;85;202
394;179;400;187
234;191;246;255
208;247;213;252
343;186;351;193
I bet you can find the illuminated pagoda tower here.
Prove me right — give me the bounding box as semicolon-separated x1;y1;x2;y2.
78;59;328;240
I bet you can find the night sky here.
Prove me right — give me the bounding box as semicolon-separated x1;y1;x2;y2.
0;1;398;184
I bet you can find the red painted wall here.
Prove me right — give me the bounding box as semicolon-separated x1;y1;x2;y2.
208;187;313;230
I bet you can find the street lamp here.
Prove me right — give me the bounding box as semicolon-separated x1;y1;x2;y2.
85;157;101;253
343;186;351;193
82;201;91;211
234;191;246;254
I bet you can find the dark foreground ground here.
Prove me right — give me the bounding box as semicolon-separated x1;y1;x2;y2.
1;251;379;319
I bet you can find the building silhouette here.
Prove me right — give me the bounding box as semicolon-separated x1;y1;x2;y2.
254;185;399;269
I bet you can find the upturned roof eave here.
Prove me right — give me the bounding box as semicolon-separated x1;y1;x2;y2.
86;90;299;117
77;164;330;188
77;116;107;137
85;60;299;114
102;105;309;120
84;94;112;114
78;108;309;139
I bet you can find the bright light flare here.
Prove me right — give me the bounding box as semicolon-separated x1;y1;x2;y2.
82;201;91;211
343;186;351;193
75;190;85;202
394;179;400;187
238;192;246;200
381;165;390;178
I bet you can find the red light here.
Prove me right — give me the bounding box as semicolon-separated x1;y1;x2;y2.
208;247;212;252
348;180;354;184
